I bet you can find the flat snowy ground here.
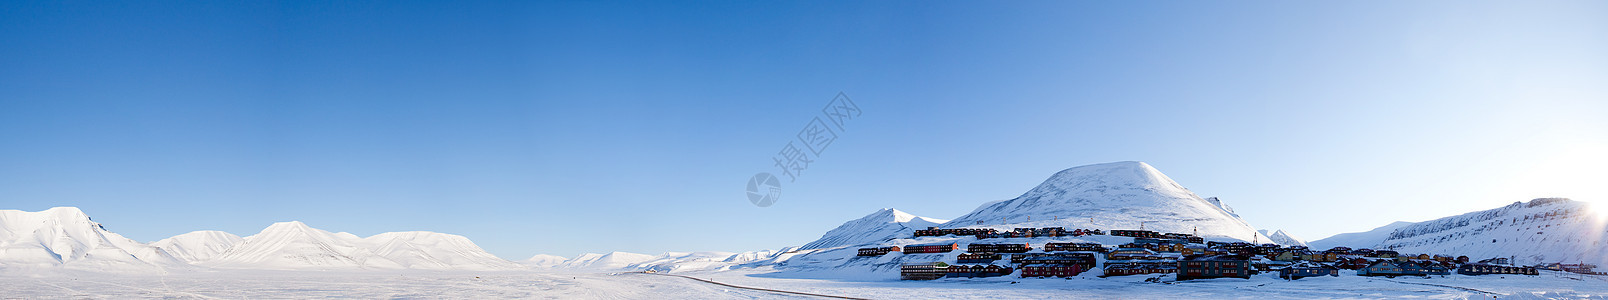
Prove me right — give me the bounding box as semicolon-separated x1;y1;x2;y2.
3;269;1606;299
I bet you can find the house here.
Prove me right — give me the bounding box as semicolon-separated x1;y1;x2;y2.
1419;262;1451;276
1278;264;1340;279
857;246;900;256
1122;242;1185;253
914;227;999;238
1177;255;1252;280
1107;248;1162;260
967;243;1032;254
1103;264;1177;276
1252;260;1292;272
1356;260;1407;277
1043;242;1107;253
946;264;1014;278
1478;257;1511;265
1323;247;1352;254
956;253;1001;264
1012;253;1097;268
1109;229;1164;239
1433;255;1455;263
1301;251;1338;262
1206;242;1256;256
1541;263;1601;275
901;262;950;280
1374;250;1400;258
1351;248;1376;256
1005;227;1066;238
1021;264;1085;277
1254;244;1283;256
1358;260;1446;277
1163;233;1205;244
903;243;959;254
1336;258;1372;270
1458;263;1538;276
1270;251;1298;262
1180;245;1208;256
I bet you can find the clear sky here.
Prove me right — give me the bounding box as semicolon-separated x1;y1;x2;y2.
2;1;1605;260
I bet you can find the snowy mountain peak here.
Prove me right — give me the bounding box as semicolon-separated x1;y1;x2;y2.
523;254;567;268
942;161;1270;243
1258;229;1307;246
260;221;315;233
799;208;948;250
0;207;185;272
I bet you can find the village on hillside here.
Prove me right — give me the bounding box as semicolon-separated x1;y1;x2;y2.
872;227;1604;281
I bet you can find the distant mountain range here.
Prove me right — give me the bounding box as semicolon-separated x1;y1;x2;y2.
0;207;519;272
7;162;1603;275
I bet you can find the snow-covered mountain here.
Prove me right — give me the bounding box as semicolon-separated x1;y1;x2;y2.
151;231;243;264
800;208;947;250
1258;229;1307;247
942;161;1271;243
0;207;186;272
204;221;520;270
522;254;568;268
1376;198;1608;267
364;231;522;270
1307;221;1417;250
205;221;398;269
555;251;657;270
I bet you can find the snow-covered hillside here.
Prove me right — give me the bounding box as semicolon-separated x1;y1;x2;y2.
0;207;185;272
1377;198;1608;267
799;208;946;250
1307;221;1416;250
204;221;520;270
942;161;1271;242
151;231;243;264
1258;229;1307;247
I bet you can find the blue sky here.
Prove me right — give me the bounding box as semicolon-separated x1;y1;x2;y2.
2;1;1605;260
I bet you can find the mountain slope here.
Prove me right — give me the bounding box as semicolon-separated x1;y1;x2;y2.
800;208;947;250
1307;221;1417;250
1377;198;1607;266
942;161;1270;242
0;207;185;272
151;231;243;264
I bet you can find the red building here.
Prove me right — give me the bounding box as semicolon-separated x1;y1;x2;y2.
903;243;959;254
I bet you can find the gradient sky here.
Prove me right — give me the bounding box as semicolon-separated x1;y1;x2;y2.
2;1;1605;260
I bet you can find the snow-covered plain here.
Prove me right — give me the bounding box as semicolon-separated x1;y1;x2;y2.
3;268;1606;299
